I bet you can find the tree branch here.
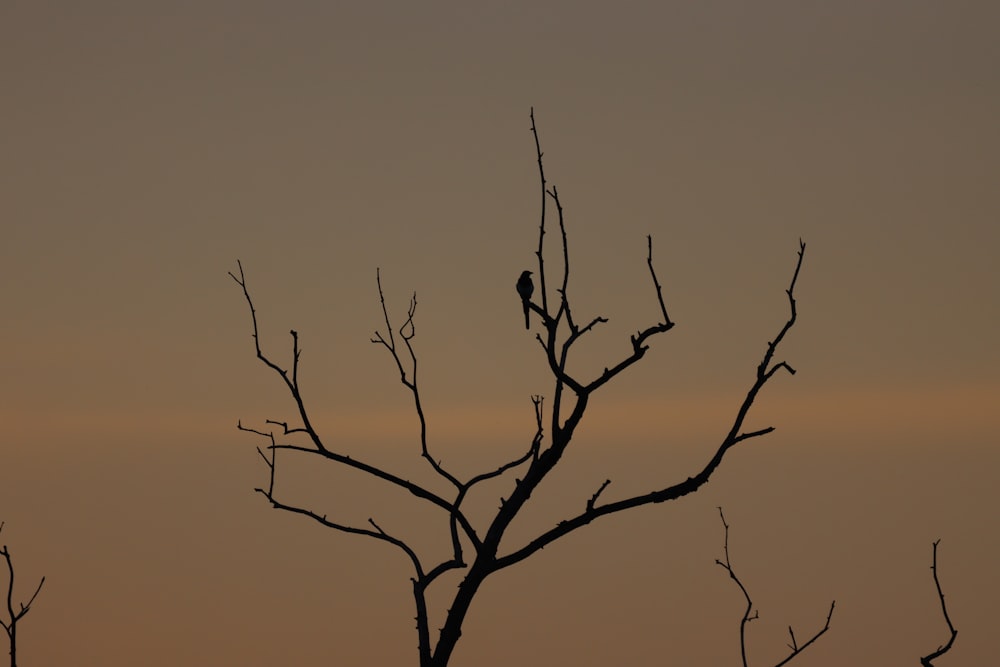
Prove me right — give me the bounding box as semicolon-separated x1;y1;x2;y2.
530;107;550;318
714;509;834;667
771;603;834;667
463;397;542;488
371;268;462;490
920;540;957;666
715;508;758;667
237;424;479;546
525;118;676;449
229;262;326;453
1;522;45;667
494;242;806;571
230;267;482;553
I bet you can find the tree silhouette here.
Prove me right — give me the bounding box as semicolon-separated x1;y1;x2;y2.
0;523;45;667
231;110;808;667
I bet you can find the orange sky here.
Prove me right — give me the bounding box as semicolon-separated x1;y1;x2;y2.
1;2;998;665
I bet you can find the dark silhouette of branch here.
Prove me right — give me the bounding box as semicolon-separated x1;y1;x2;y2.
232;266;546;667
493;239;805;573
715;509;758;667
232;109;810;667
920;540;957;666
230;265;478;536
0;522;45;667
714;509;834;667
371;269;462;487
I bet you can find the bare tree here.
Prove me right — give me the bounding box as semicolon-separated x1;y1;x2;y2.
0;523;45;667
231;110;808;667
715;508;834;666
920;540;957;666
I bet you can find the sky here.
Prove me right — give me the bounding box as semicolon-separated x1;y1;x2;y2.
1;1;998;665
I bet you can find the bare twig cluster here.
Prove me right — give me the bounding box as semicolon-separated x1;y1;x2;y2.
715;509;834;667
0;523;45;667
231;110;808;667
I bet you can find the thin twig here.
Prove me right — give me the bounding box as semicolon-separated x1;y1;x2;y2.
714;508;758;667
714;509;834;667
586;480;612;512
920;540;958;666
530;107;550;317
371;269;462;490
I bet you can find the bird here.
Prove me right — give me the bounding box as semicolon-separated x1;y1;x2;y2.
516;270;534;329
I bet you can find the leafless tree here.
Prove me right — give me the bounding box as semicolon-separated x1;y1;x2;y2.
231;110;807;667
715;508;834;666
0;523;45;667
920;540;957;666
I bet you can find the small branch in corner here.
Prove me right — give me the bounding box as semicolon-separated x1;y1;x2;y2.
920;539;958;667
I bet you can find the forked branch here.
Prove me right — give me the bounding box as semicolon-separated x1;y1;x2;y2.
233;258;549;667
229;265;476;539
371;268;461;489
1;522;45;667
493;241;806;572
525;109;675;439
714;509;834;667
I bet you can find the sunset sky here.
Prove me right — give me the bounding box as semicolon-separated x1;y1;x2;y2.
2;2;998;665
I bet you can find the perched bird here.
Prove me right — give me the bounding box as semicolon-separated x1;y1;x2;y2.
516;270;534;329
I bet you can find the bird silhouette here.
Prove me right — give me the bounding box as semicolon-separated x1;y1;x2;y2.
516;270;534;329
